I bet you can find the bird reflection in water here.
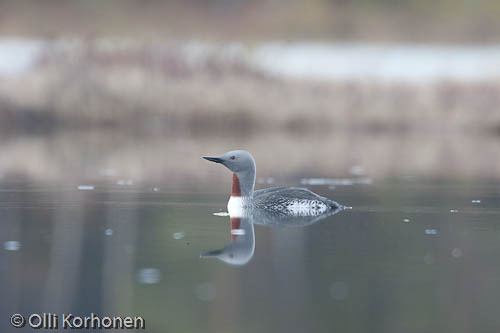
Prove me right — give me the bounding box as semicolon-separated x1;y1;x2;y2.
201;216;255;266
200;150;344;266
200;207;343;266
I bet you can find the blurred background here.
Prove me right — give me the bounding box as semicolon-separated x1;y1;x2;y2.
2;1;500;333
1;0;500;181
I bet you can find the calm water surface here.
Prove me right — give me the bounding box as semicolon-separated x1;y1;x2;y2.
1;177;500;332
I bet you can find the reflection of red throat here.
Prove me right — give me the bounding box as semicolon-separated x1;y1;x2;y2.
230;218;241;241
232;173;241;197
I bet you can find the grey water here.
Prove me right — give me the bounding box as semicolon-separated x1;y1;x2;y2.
1;176;500;332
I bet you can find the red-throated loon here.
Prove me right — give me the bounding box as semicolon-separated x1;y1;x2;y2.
203;150;343;216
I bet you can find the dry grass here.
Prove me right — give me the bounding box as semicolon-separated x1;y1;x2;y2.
1;40;500;137
2;0;500;42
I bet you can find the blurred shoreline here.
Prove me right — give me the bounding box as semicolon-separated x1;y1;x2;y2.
1;38;500;182
1;130;499;183
1;39;500;137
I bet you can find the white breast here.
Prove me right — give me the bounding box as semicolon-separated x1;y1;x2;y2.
227;196;244;217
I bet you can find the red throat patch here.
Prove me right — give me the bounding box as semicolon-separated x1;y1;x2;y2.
230;218;241;241
231;173;241;197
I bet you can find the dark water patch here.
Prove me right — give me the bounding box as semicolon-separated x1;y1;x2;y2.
1;178;500;332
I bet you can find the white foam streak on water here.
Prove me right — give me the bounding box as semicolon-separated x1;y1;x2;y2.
300;177;372;186
213;212;230;216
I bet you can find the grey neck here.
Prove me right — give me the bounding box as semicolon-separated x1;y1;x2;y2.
236;163;256;198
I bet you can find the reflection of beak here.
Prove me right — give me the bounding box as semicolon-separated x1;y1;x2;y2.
200;249;223;258
202;156;224;164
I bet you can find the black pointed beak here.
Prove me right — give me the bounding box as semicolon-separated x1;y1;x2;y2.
200;249;223;258
202;156;224;164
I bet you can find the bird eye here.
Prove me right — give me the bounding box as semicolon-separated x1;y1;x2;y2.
230;156;235;160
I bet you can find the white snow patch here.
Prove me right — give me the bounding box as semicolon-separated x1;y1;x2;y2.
0;39;42;76
252;42;500;82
